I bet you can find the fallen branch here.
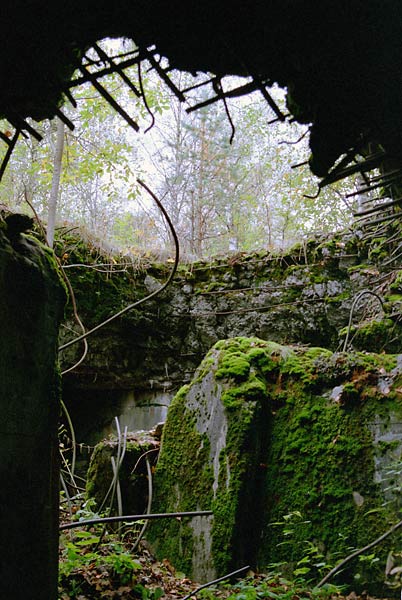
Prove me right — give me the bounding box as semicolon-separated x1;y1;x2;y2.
317;519;402;588
181;565;251;600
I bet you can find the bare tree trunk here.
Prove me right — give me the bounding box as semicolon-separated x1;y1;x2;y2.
47;118;65;247
265;202;272;247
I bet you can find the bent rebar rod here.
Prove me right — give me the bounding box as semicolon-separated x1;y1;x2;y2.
342;290;384;352
60;510;213;531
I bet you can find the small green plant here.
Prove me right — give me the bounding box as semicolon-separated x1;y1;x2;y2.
73;497;101;521
102;542;142;584
268;511;345;589
59;529;142;596
132;583;164;599
215;573;342;600
59;530;101;578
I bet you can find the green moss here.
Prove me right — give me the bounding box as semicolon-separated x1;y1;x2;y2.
385;294;402;303
280;346;332;387
149;338;274;576
259;390;381;568
86;435;158;514
341;381;359;400
256;344;402;592
221;378;267;409
194;354;216;382
211;397;270;574
216;355;251;381
215;340;402;586
390;271;402;292
355;351;397;373
148;336;402;591
214;338;283;408
52;229;153;325
146;386;215;574
341;318;400;353
368;237;388;262
24;235;69;300
196;280;225;294
376;439;401;455
247;346;281;379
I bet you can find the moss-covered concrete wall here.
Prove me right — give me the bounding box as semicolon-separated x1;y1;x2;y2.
0;221;66;598
59;230;402;397
148;337;402;593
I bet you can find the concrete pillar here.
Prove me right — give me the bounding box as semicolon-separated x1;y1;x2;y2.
0;222;65;599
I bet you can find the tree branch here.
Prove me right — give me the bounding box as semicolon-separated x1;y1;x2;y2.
317;519;402;588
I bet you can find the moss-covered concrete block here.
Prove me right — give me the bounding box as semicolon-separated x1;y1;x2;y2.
86;431;159;514
148;337;402;593
148;337;276;581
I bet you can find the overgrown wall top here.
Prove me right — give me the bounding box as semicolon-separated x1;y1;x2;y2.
58;231;402;393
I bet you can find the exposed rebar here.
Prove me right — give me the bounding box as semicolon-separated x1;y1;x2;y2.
60;510;213;530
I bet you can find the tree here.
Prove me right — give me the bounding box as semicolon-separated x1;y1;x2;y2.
140;78;356;257
0;46;357;257
0;40;165;244
47;118;65;247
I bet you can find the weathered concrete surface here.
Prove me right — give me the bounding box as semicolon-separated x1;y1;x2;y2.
0;224;65;599
147;337;402;593
61;232;402;396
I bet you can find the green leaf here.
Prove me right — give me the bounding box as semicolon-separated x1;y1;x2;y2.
293;567;311;576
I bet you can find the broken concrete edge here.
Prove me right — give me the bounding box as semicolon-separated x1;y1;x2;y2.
60;228;402;393
147;337;402;594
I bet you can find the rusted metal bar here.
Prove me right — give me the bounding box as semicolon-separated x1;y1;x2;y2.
0;130;19;182
354;196;402;217
319;152;385;188
54;109;75;131
360;222;391;240
360;195;383;205
383;248;402;266
186;80;258;113
9;113;42;141
291;159;309;169
279;129;309;145
63;88;77;108
138;60;155;133
146;52;186;102
78;64;139;132
250;72;285;121
60;510;213;531
346;173;402;197
69;55;143;88
358;210;402;227
181;565;250;600
369;168;401;183
93;42;141;97
181;75;217;93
